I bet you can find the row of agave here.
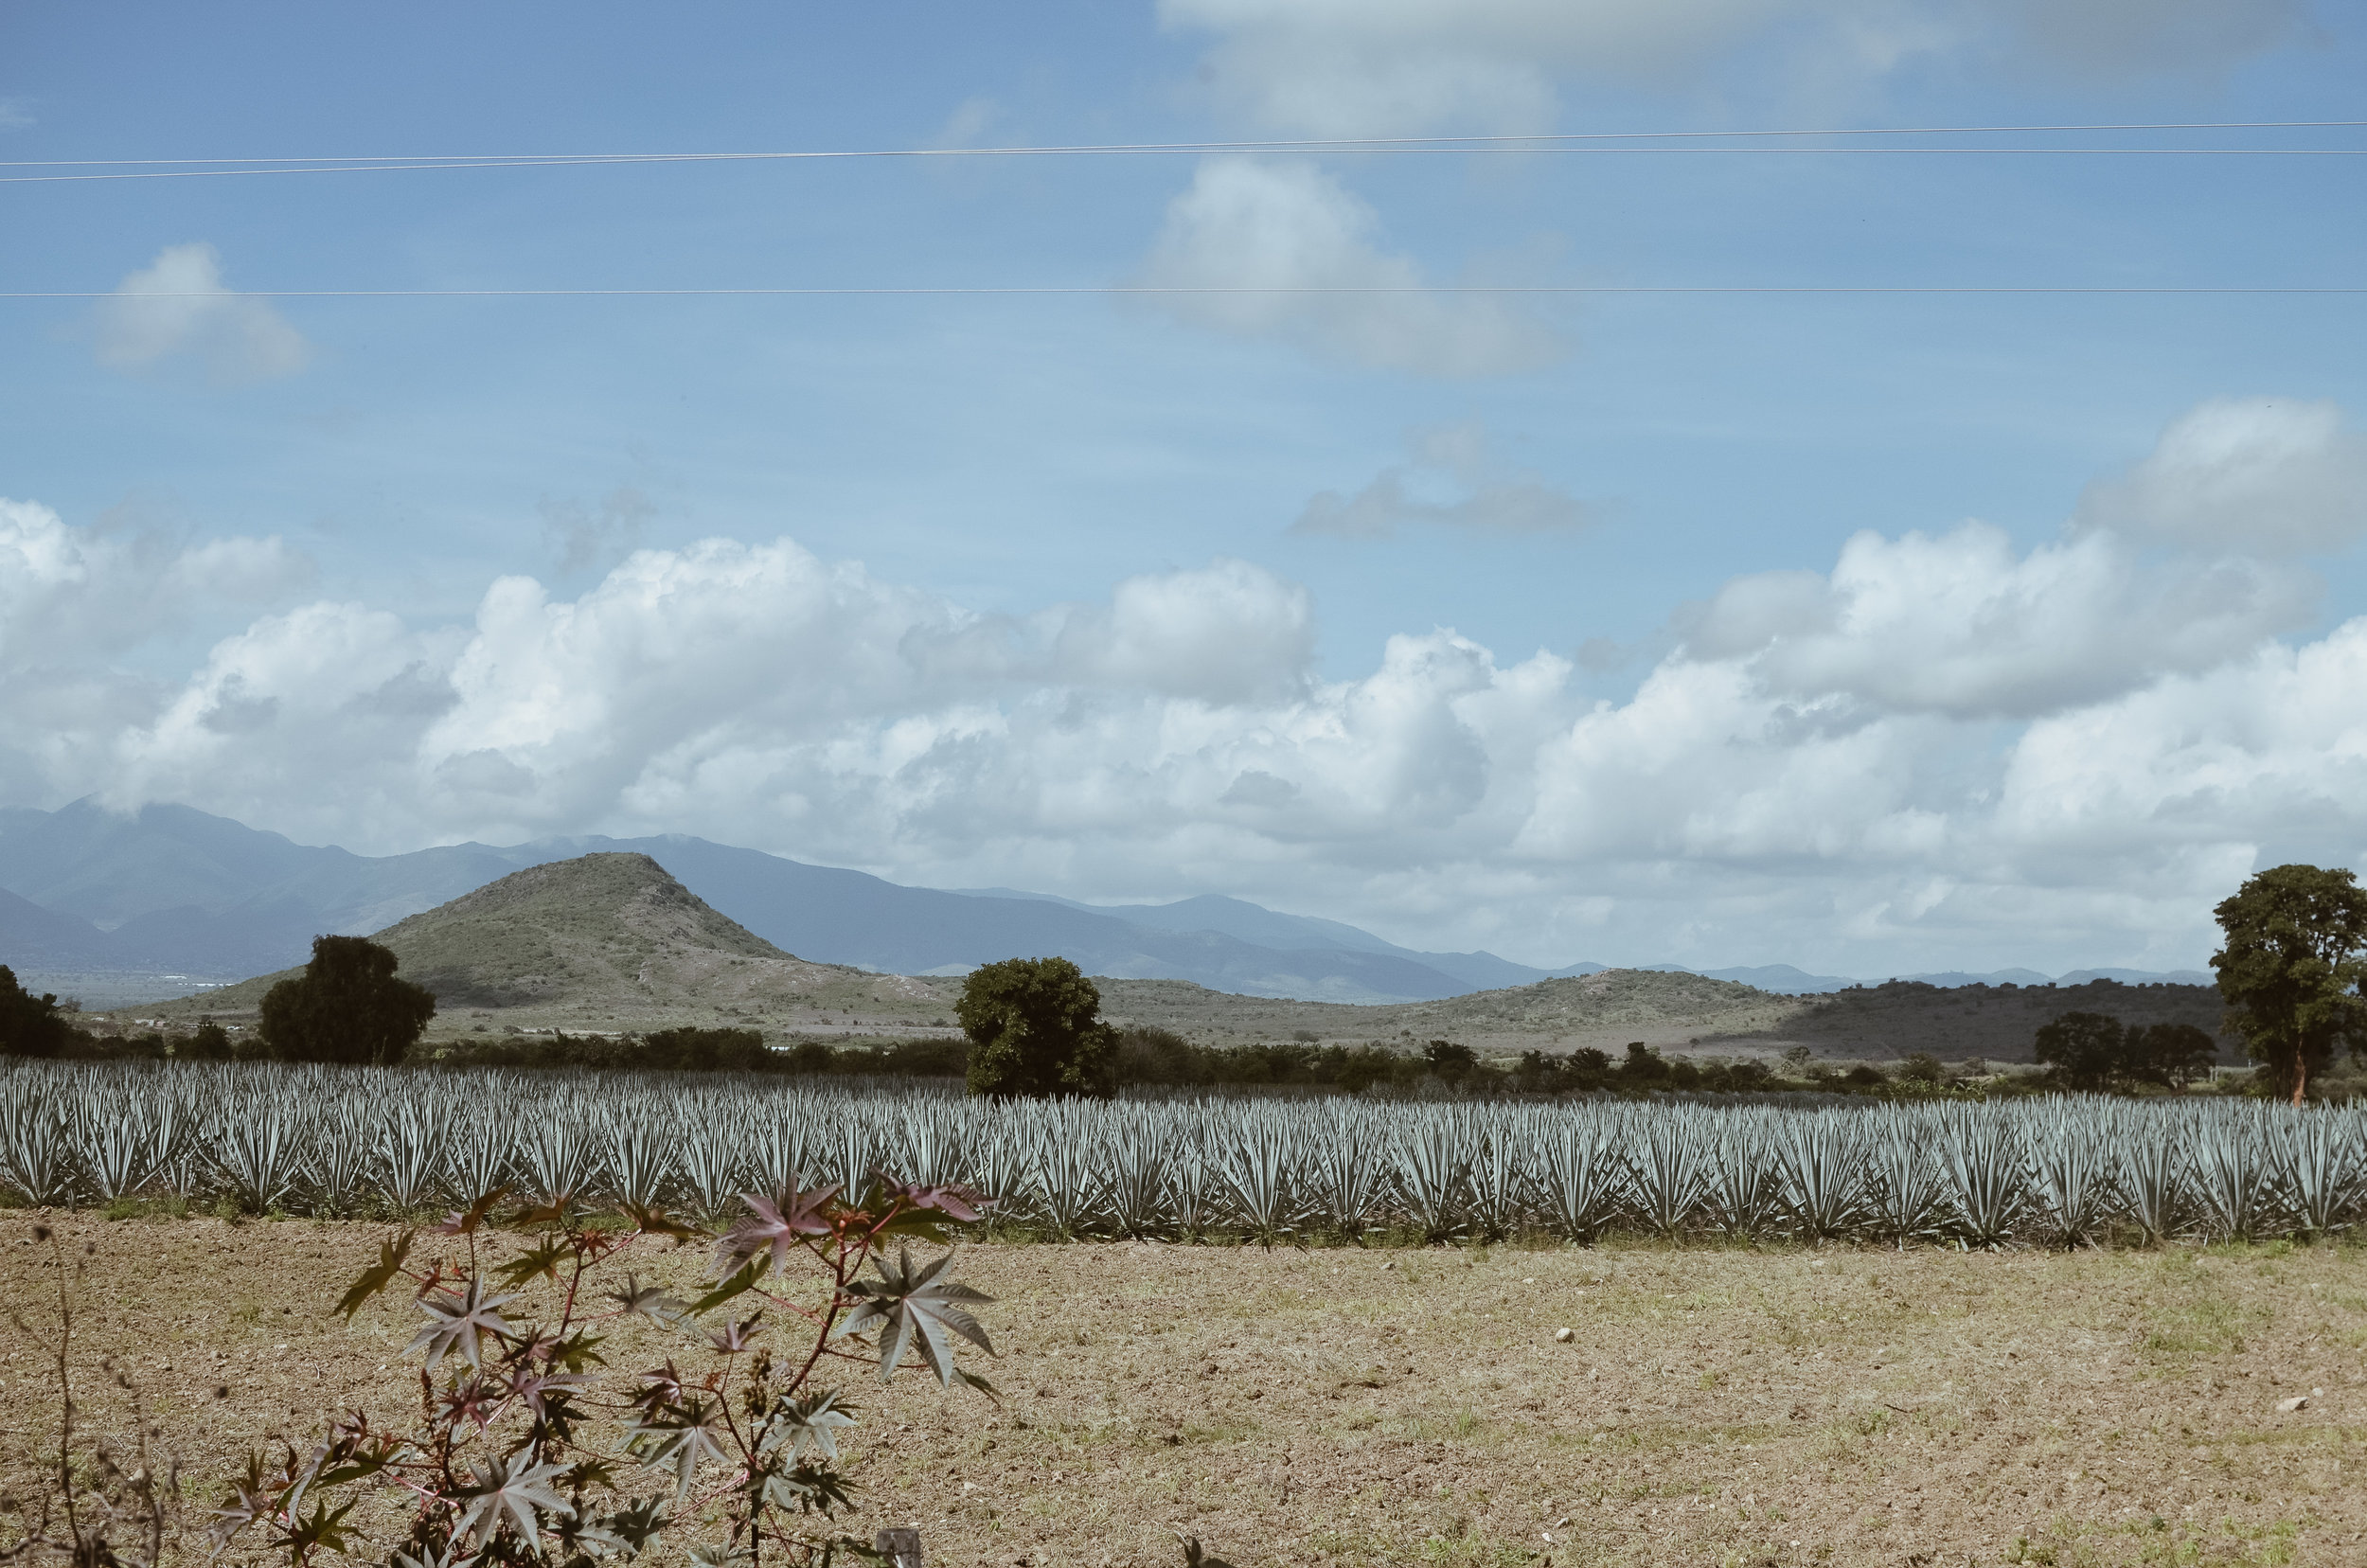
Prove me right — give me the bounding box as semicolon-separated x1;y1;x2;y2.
4;1060;2364;1246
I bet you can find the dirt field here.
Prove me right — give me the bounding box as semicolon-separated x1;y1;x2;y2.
4;1216;2362;1568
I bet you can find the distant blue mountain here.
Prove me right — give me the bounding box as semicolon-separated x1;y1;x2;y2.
951;887;1585;993
0;802;1559;1003
0;797;2219;1007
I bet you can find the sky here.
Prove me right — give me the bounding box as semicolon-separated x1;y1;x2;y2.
3;1;2365;977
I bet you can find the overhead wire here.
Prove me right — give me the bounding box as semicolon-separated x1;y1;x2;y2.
7;285;2361;299
3;116;2364;184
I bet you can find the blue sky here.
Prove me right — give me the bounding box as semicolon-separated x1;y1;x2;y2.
3;2;2365;976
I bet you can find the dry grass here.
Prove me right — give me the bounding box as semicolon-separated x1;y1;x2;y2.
4;1217;2363;1567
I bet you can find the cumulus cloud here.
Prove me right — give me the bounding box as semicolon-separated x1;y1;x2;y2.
15;454;2367;972
2075;398;2367;556
1136;157;1564;377
1679;521;2315;718
1297;421;1595;539
0;497;312;808
96;243;310;383
1161;0;2309;135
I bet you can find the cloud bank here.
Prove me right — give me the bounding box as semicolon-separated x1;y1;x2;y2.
7;394;2363;971
1160;0;2313;135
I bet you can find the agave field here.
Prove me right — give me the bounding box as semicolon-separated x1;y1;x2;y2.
4;1059;2364;1246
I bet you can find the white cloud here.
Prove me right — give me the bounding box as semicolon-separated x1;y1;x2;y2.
15;451;2367;973
96;243;310;383
1135;157;1565;377
1297;421;1595;538
1161;0;2310;135
1680;520;2315;718
2075;398;2367;556
0;98;33;131
1160;0;1786;135
0;497;312;809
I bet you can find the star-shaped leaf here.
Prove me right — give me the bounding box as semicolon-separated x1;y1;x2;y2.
392;1540;478;1568
206;1456;274;1550
284;1497;360;1557
606;1274;690;1327
881;1178;987;1223
405;1275;521;1372
757;1460;857;1518
335;1230;416;1321
706;1312;763;1357
453;1453;575;1549
561;1496;667;1559
830;1247;995;1386
626;1392;735;1502
494;1239;574;1291
437;1187;509;1237
756;1390;857;1466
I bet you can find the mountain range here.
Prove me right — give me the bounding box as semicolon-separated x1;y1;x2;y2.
0;797;2212;1006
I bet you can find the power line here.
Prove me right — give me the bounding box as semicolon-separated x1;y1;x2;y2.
9;284;2362;299
4;118;2363;185
7;116;2362;164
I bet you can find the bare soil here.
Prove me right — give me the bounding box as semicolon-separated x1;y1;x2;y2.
5;1217;2363;1567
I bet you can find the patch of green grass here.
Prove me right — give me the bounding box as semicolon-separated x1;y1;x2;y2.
2140;1296;2259;1358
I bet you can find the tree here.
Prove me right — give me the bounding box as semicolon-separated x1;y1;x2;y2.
639;1025;769;1072
1421;1039;1478;1084
956;956;1117;1096
258;935;436;1066
2034;1010;2126;1092
2211;864;2367;1105
0;966;77;1059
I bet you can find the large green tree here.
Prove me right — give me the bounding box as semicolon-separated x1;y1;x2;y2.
956;955;1117;1096
2033;1010;2125;1092
259;935;437;1066
2210;864;2367;1105
0;965;77;1059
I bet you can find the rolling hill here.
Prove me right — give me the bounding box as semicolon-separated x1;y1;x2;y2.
137;853;960;1037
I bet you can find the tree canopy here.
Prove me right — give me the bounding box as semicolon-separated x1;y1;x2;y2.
259;935;437;1066
956;956;1117;1096
0;965;77;1059
2210;864;2367;1104
2032;1012;2216;1093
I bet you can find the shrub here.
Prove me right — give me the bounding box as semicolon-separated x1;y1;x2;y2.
258;935;436;1066
956;956;1119;1096
639;1025;769;1071
0;966;79;1059
1422;1039;1480;1084
204;1177;995;1567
